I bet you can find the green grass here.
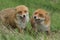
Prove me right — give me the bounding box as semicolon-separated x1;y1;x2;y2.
0;0;60;40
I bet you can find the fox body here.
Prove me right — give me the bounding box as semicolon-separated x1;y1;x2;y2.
30;9;50;34
0;5;29;33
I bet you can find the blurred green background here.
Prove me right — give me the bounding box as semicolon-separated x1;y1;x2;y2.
0;0;60;40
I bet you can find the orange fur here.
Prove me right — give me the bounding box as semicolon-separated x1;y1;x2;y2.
0;5;29;33
30;9;50;35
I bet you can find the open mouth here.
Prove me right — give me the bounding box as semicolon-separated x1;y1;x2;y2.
35;19;40;21
35;19;44;23
19;15;26;19
19;16;25;20
19;16;26;22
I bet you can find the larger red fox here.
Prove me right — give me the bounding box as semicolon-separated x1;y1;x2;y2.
0;5;29;33
30;9;50;34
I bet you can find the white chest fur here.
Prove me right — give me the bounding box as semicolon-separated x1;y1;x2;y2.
15;14;29;29
36;21;49;31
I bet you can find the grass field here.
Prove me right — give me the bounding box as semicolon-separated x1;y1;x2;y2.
0;0;60;40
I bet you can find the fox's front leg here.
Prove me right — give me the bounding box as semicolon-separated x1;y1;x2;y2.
45;27;51;35
32;26;37;32
16;25;24;33
18;27;24;33
30;18;37;32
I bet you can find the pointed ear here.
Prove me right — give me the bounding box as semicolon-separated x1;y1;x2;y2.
46;12;49;16
14;8;17;11
45;13;50;22
13;8;17;14
45;12;49;21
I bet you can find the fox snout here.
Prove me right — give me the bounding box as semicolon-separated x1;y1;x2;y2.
34;16;36;19
19;15;26;19
20;15;25;18
33;16;45;21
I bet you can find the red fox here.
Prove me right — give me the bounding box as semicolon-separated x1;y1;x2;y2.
30;9;50;34
0;5;29;33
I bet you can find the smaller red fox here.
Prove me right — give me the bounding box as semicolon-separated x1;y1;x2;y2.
30;9;51;34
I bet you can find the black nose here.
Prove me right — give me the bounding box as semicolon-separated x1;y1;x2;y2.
34;16;36;19
23;15;25;17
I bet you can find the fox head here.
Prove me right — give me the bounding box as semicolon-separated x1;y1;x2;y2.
33;9;49;23
15;5;29;19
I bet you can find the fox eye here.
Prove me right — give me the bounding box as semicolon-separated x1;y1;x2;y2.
35;12;37;14
18;11;22;14
24;10;27;13
39;14;43;17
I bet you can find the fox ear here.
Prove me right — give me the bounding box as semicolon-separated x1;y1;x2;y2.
46;13;49;15
14;8;17;11
14;8;16;11
45;13;50;21
14;8;17;14
46;13;48;15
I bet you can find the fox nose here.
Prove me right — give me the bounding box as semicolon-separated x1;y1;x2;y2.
23;15;25;17
34;16;36;19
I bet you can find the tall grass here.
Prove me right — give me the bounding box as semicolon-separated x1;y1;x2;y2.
0;0;60;40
